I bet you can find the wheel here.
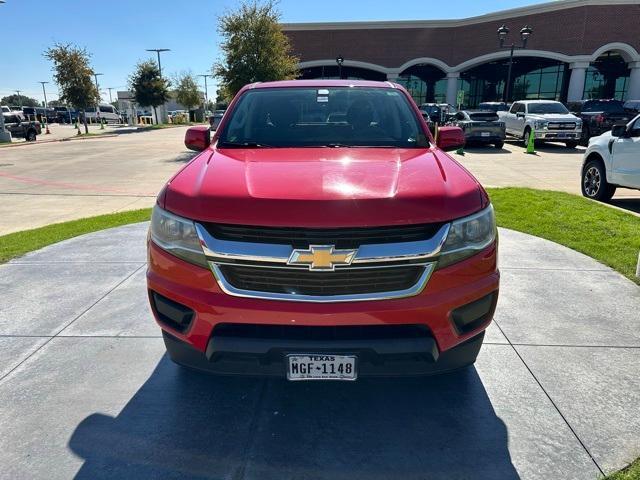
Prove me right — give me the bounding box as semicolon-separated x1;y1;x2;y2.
494;141;504;149
26;130;37;142
580;126;590;146
581;159;616;202
565;141;578;149
522;127;531;147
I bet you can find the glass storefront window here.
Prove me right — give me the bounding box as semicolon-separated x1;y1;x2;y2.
583;53;630;100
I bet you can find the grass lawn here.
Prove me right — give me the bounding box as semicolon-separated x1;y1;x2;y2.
603;458;640;480
487;188;640;285
0;209;152;263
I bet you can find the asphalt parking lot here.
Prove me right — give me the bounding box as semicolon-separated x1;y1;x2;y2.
1;132;639;236
1;224;638;479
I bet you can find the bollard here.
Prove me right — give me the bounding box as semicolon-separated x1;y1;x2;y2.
526;128;536;154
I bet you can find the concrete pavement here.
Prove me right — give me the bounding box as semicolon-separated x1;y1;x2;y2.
0;126;196;234
0;223;638;479
455;141;640;212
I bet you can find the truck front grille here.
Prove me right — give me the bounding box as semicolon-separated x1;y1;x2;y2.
204;223;443;249
218;264;424;297
548;122;577;130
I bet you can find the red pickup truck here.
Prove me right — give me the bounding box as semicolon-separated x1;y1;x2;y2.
147;80;499;381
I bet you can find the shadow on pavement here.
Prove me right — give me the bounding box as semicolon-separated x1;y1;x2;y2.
166;151;199;163
463;146;511;155
610;196;640;214
68;356;518;480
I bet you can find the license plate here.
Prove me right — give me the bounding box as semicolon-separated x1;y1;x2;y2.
557;133;569;138
287;354;357;381
481;132;490;137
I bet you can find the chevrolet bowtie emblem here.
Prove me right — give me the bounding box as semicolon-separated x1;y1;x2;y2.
287;245;357;271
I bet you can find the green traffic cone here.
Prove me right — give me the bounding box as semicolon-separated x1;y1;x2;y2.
526;128;536;154
456;145;465;155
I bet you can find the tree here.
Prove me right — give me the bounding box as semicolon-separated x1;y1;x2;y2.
173;72;202;119
214;0;299;98
129;60;170;124
1;94;40;108
44;43;100;133
47;99;65;107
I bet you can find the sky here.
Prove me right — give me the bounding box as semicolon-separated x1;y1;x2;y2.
0;0;547;104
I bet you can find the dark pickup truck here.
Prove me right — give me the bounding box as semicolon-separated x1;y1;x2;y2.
567;99;632;145
2;113;42;141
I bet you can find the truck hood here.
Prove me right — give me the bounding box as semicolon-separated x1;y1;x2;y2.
163;147;484;227
528;113;579;121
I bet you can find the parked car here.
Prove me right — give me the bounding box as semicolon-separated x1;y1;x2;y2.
1;106;10;114
147;79;498;380
84;104;122;124
581;114;640;202
623;100;640;115
209;109;226;130
450;110;505;148
478;102;509;112
567;99;631;145
2;112;41;141
53;106;78;123
499;100;582;148
419;103;444;123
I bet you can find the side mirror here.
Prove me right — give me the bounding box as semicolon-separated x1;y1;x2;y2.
437;126;465;152
611;124;628;138
184;126;211;151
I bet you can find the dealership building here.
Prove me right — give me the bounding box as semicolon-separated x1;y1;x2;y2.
282;0;640;107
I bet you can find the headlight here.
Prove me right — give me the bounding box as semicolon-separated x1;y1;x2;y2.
150;205;208;268
534;120;548;129
438;205;496;268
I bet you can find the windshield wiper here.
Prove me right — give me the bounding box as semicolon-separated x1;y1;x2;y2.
217;140;274;148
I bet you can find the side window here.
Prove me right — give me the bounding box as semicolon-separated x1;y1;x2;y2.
509;103;520;114
99;105;113;113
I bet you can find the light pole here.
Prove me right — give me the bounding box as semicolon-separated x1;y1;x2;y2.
0;2;9;140
38;81;51;134
497;25;533;103
336;55;345;80
146;48;170;123
107;87;114;104
198;74;212;122
93;72;103;127
146;48;170;77
15;90;23;110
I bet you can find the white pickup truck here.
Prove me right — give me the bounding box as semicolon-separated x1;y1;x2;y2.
499;100;582;148
581;114;640;202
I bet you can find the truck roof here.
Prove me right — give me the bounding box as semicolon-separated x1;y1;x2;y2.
244;79;399;90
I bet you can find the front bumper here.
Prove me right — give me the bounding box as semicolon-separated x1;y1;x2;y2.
147;241;499;376
535;131;580;140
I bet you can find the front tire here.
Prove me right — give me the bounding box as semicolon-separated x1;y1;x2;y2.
582;159;616;202
494;141;504;149
565;141;578;149
26;130;37;142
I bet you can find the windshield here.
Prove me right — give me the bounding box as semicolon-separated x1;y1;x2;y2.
218;87;429;148
585;101;626;113
528;103;569;114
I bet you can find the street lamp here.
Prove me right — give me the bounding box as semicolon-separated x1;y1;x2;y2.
15;90;23;109
38;81;51;134
92;72;103;127
198;74;213;122
146;49;170;124
497;24;534;102
336;55;345;80
146;48;170;77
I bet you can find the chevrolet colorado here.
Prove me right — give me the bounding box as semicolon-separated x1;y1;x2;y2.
147;80;499;381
